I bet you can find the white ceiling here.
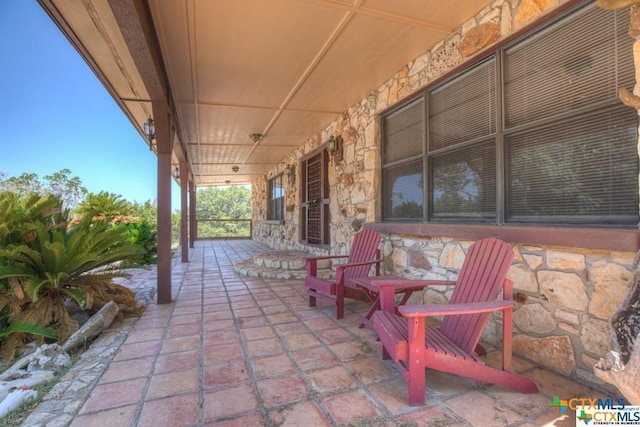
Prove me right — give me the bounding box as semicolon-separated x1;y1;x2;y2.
40;0;493;186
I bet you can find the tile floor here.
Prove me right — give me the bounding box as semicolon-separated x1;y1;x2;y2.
69;240;613;426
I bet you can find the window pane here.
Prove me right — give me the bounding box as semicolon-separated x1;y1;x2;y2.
431;142;496;220
429;58;496;152
268;174;285;220
382;160;423;220
383;98;424;164
504;5;633;128
507;108;639;224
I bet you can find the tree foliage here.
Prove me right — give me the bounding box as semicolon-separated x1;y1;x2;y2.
196;186;252;238
0;169;87;210
196;186;251;219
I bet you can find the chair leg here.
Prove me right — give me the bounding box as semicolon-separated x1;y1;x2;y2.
335;285;345;319
407;317;427;405
308;291;316;307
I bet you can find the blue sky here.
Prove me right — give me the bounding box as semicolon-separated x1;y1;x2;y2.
0;1;180;208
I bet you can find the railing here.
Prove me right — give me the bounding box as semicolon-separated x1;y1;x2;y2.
195;218;252;240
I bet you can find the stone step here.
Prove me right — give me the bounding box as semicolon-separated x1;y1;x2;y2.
233;250;334;280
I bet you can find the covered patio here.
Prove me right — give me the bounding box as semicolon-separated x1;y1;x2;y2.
23;240;607;426
34;0;640;421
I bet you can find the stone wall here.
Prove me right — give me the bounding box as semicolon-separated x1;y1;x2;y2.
251;0;639;388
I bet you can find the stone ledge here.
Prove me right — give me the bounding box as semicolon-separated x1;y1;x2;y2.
234;250;334;280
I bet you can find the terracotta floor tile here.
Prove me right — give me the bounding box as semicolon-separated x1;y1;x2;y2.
138;393;199;427
316;327;354;344
167;322;201;338
172;305;202;316
69;404;136;427
367;378;418;414
525;367;592;398
161;335;201;353
322;389;384;425
231;300;258;309
297;309;328;320
251;354;297;378
99;357;154;383
237;316;269;328
203;296;229;305
492;388;554;417
282;333;321;351
154;349;199;373
125;327;166;343
257;374;308;407
424;370;476;397
203;383;259;421
273;322;310;336
446;390;523;426
204;359;251;387
245;337;284;357
204;343;244;364
304;318;340;331
203;329;240;346
305;365;356;393
240;325;276;341
113;341;160;361
396;405;466;427
203;310;233;321
209;413;264;426
79;378;147;414
233;307;263;317
291;347;339;371
267;312;299;324
169;313;202;326
329;339;376;362
267;401;330;426
261;304;290;314
345;357;396;384
146;368;199;400
204;318;235;332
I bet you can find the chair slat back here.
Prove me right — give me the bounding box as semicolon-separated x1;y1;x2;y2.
439;238;513;354
343;229;381;285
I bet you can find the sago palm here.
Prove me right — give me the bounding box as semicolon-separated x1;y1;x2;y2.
0;192;144;359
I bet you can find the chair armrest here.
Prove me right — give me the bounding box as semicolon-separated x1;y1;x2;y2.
371;279;456;288
304;255;349;262
399;300;516;318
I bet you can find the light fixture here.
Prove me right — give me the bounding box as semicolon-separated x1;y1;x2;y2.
173;166;180;179
249;133;263;143
144;118;155;150
285;164;295;185
225;180;231;184
232;165;240;173
326;135;343;162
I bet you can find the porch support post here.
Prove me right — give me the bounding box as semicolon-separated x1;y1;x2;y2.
189;181;196;247
180;159;188;262
154;101;172;304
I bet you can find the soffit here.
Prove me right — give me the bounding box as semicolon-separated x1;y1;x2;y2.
41;0;493;186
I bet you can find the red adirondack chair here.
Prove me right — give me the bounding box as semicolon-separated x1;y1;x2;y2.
372;237;538;405
305;229;381;319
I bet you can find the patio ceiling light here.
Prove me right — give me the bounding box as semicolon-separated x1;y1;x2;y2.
144;118;155;150
232;165;240;173
249;133;263;143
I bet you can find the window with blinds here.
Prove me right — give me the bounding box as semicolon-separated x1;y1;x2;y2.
380;2;639;226
267;174;284;221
